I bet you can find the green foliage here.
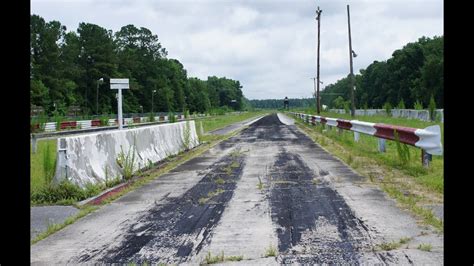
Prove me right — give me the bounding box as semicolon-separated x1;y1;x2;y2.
414;100;424;110
42;141;55;185
168;112;177;123
30;14;245;118
363;102;369;111
343;101;350;114
264;245;277;257
333;96;346;109
394;130;411;165
116;143;137;180
428;95;436;121
397;99;406;109
148;112;155;123
100;115;110;126
182;121;192;151
317;36;443;109
250;97;315;109
31;179;104;205
418;243;432;252
383;102;392;117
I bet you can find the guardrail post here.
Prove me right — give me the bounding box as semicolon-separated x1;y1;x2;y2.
421;149;432;168
31;134;38;154
200;121;204;135
354;132;360;142
54;138;68;183
338;128;343;135
378;138;386;153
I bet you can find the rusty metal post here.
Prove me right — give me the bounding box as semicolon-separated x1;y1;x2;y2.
422;149;432;167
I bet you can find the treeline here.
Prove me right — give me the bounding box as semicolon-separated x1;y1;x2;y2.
250;98;315;109
321;36;443;109
31;15;244;116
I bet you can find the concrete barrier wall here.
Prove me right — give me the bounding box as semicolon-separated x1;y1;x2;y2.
54;120;199;188
329;109;444;122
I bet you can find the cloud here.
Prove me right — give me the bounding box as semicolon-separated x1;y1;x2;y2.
31;0;443;100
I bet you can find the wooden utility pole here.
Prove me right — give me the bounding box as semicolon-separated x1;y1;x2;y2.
315;6;322;114
347;4;356;118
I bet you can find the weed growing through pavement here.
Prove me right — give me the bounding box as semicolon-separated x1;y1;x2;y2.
215;178;225;185
418;243;432;252
116;136;138;181
202;251;243;265
257;176;264;190
264;244;277;257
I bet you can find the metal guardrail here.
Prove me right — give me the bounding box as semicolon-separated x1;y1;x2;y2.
290;112;443;167
328;109;444;122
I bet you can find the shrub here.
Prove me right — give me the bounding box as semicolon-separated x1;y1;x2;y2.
116;143;137;181
394;130;411;165
343;101;350;114
42;142;55;185
414;100;423;110
168;112;177;123
99;115;110;126
383;102;392;117
148;112;155;122
428;95;436;121
397;99;406;109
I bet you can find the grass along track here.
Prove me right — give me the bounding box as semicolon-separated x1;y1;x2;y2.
31;117;260;244
293;117;443;232
30;111;267;206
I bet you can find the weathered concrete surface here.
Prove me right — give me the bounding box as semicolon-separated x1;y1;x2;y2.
54;120;199;188
30;206;79;240
208;116;264;135
31;113;442;264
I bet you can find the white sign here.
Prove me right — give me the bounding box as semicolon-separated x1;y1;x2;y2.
110;78;129;84
110;78;129;89
111;83;130;89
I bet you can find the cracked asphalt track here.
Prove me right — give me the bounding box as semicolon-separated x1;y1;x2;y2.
30;113;443;265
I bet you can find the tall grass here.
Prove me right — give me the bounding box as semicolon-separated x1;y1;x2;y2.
42;141;55;184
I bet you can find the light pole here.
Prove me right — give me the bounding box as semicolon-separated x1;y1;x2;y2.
347;4;357;118
315;6;322;115
151;89;157;114
140;105;143;117
96;78;103;115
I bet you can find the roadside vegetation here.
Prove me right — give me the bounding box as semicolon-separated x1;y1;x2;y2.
30;113;263;243
291;111;443;232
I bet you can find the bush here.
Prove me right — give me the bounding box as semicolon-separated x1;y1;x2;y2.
148;112;155;122
31;180;105;205
42;141;55;185
168;112;177;123
394;130;411;165
383;102;392;117
414;100;423;110
100;115;110;126
343;101;350;114
428;95;436;121
397;99;406;109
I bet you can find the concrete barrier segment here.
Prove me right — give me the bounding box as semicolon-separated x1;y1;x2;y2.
53;120;199;188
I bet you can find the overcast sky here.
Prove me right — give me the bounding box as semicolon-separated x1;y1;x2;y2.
31;0;443;100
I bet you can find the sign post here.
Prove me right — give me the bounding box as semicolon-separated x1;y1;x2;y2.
110;78;129;130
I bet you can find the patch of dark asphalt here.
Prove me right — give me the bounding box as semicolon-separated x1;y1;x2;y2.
76;150;247;264
243;114;375;264
268;149;372;264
